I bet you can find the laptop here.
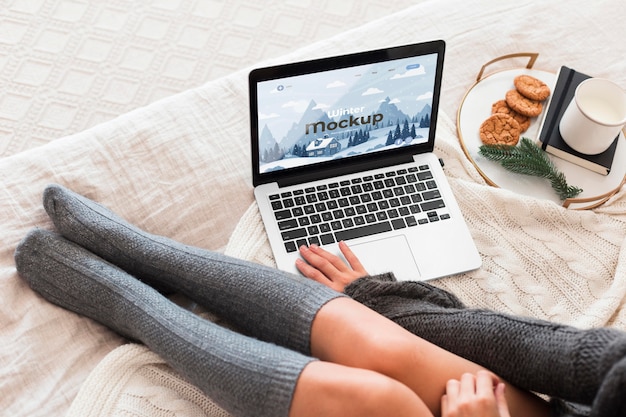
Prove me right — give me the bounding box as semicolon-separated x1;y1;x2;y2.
249;40;481;281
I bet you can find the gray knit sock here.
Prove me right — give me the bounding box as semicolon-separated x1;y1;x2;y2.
15;229;312;417
42;183;343;356
346;277;626;412
590;356;626;417
550;399;590;417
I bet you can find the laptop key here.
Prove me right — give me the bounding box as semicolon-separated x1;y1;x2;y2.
392;218;406;229
417;171;433;181
320;234;335;245
281;228;307;241
421;199;445;211
342;218;354;228
422;190;441;201
284;241;297;253
335;221;392;241
278;219;298;230
274;209;292;220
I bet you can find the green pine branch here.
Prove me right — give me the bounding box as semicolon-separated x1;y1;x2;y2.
479;138;583;200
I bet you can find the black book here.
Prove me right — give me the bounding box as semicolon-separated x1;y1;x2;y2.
537;66;619;176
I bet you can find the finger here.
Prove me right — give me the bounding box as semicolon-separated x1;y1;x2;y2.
295;257;329;283
481;369;502;387
309;244;354;272
445;378;461;403
476;370;497;399
338;241;368;275
301;244;350;277
297;246;348;292
440;394;449;417
459;373;477;399
444;379;461;417
495;383;511;417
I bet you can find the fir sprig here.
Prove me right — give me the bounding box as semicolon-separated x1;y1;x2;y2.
479;138;583;200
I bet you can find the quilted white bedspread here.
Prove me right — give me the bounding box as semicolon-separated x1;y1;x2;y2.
1;0;626;416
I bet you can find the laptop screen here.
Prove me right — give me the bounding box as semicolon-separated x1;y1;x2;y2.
250;41;445;186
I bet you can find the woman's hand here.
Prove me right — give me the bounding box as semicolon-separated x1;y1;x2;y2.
295;241;368;292
441;371;511;417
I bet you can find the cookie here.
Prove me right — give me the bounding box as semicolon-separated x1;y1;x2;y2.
505;89;543;117
491;99;531;132
514;75;551;101
479;113;521;145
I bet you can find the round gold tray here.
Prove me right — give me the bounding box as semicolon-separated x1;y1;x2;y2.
457;53;626;210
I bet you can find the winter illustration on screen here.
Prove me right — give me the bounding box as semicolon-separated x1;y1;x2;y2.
257;53;437;173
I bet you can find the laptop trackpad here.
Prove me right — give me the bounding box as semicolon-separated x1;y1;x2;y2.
350;235;420;282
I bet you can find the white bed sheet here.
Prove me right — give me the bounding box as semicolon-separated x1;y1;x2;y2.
1;0;626;416
0;0;416;157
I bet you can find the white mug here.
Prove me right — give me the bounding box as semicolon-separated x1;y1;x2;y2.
559;78;626;155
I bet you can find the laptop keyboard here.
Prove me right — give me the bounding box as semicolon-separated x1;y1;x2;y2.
269;165;450;253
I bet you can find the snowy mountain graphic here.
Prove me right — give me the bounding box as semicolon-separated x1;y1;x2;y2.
257;53;438;169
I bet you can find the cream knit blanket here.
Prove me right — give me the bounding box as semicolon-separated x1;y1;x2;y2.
66;110;626;417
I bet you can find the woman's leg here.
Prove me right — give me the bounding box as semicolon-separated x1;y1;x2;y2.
42;184;342;356
41;184;550;417
15;229;431;417
347;277;626;416
15;229;307;417
311;297;551;417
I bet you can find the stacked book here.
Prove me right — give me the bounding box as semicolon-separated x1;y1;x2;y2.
537;66;620;176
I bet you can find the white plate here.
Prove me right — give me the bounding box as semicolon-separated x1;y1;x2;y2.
457;67;626;209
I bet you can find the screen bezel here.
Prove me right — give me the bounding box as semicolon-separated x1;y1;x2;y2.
249;40;446;187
